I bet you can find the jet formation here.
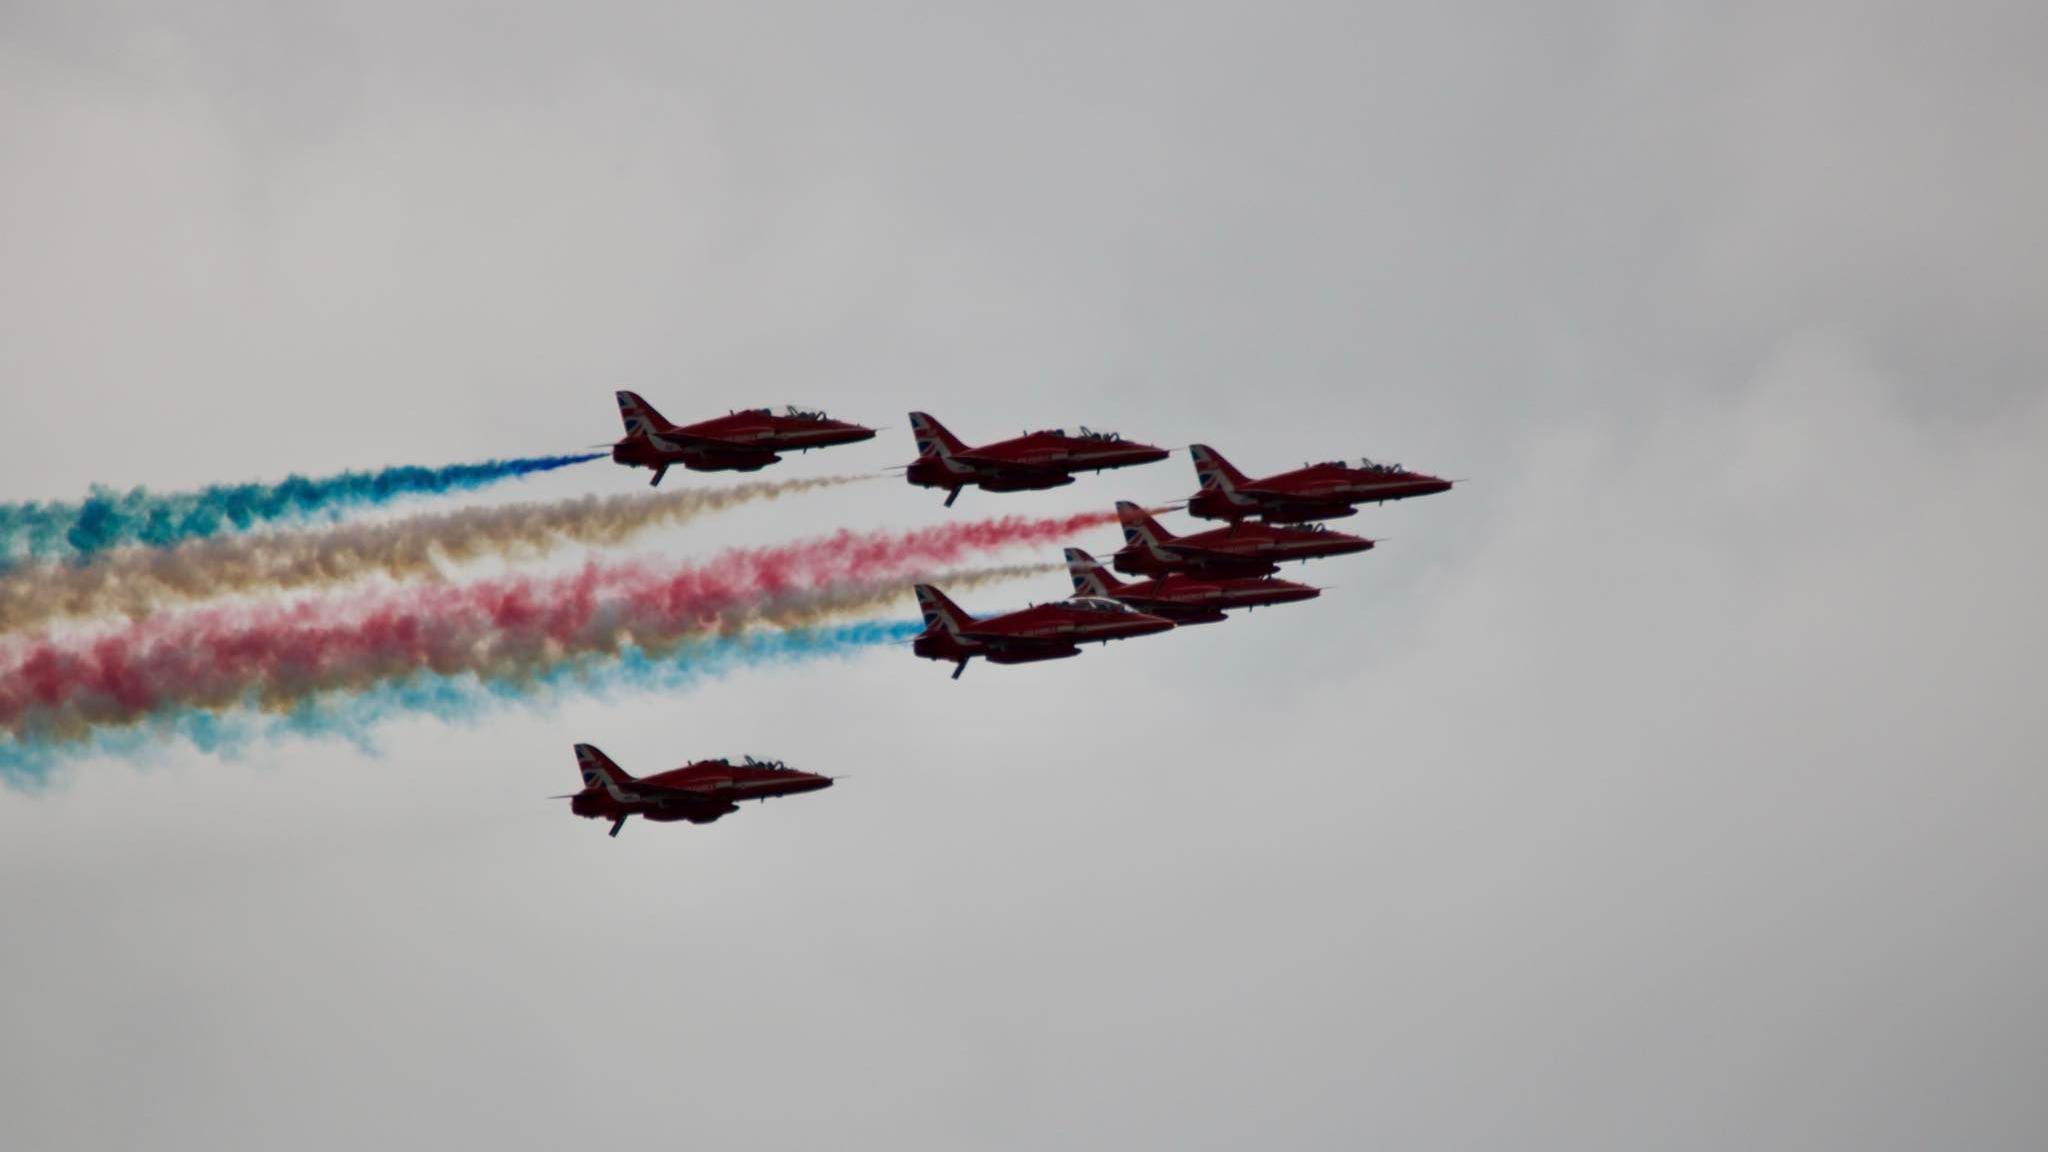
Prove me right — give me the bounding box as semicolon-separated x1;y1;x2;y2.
580;393;1455;834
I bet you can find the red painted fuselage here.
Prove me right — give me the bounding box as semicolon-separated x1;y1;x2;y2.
563;744;833;836
911;583;1175;677
1063;547;1319;624
611;392;875;485
904;412;1168;505
1110;502;1373;578
1186;443;1452;523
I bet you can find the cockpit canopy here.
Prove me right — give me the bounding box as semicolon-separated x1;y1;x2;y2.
738;754;790;771
1316;457;1404;474
739;406;831;421
1065;596;1135;614
1035;426;1124;442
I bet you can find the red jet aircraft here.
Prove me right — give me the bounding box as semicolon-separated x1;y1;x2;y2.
912;583;1175;678
611;391;876;486
1111;501;1375;578
1063;547;1320;625
904;411;1169;506
1186;443;1453;523
558;744;834;837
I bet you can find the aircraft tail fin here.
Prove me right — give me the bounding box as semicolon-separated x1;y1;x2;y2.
616;391;673;438
913;584;973;634
908;411;968;459
1189;443;1250;493
1063;547;1125;596
1115;500;1174;552
574;743;635;799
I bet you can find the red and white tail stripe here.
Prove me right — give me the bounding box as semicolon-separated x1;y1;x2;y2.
908;411;968;460
575;743;635;799
1114;501;1174;555
1063;547;1124;597
616;391;674;438
913;583;973;634
1189;444;1251;501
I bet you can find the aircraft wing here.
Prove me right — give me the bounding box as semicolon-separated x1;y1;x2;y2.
956;629;1078;652
650;430;773;456
1235;485;1338;509
1157;541;1252;563
621;780;736;814
949;450;1067;476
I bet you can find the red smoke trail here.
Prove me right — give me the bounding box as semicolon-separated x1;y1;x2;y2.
0;510;1114;739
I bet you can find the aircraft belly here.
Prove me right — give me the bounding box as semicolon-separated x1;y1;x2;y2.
978;472;1073;492
986;646;1080;664
1260;504;1356;523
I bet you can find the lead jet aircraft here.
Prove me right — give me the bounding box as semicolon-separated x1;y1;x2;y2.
904;411;1169;506
557;744;834;837
610;391;876;486
912;583;1174;679
1111;501;1374;579
1185;443;1453;523
1063;547;1320;625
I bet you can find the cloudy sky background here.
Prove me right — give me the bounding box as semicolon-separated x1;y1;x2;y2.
3;2;2044;1148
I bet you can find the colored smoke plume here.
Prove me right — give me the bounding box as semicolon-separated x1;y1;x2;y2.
0;452;604;564
0;619;923;789
0;512;1097;739
0;474;868;632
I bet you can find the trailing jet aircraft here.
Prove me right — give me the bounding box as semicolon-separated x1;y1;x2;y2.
1063;547;1320;624
904;411;1169;506
912;583;1174;679
1111;501;1374;578
610;391;876;486
557;743;834;837
1186;443;1453;523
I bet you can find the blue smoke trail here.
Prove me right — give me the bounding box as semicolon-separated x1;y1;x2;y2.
0;620;920;789
0;452;605;565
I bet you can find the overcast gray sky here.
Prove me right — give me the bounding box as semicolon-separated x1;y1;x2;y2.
3;3;2045;1149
